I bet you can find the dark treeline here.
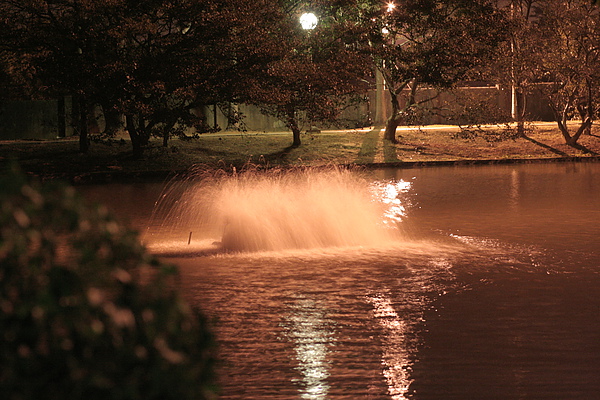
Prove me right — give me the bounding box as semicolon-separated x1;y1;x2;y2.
1;0;599;154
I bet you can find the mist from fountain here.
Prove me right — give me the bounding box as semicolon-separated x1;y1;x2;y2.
146;166;410;255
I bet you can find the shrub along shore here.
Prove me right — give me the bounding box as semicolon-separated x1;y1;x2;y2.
1;123;599;184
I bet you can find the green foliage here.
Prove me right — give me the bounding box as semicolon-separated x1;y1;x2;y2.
0;167;215;400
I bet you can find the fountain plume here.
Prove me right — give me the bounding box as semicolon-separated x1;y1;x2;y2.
148;166;404;254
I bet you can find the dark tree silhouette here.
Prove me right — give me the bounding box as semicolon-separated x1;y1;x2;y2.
0;0;253;156
534;0;600;148
361;0;507;142
244;0;370;147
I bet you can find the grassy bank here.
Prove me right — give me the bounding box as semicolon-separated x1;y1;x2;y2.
1;123;599;184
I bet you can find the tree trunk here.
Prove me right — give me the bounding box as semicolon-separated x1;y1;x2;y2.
550;103;590;147
162;120;176;147
384;116;399;143
515;88;526;137
292;128;301;147
286;106;301;147
576;105;592;137
548;97;576;144
383;90;400;143
126;114;143;158
78;96;89;153
585;79;593;136
101;102;122;137
138;114;152;147
213;104;218;130
72;95;80;134
557;120;572;143
57;96;66;138
568;118;592;147
163;130;169;147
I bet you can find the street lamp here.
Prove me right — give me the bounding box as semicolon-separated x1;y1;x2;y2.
299;12;318;30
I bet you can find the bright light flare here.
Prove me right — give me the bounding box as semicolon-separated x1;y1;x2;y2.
386;2;396;12
299;12;318;30
371;179;412;225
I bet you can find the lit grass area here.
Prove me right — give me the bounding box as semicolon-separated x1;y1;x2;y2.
1;123;599;183
355;127;381;163
186;130;366;167
390;123;600;162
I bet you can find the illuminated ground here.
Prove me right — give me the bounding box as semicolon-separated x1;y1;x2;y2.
1;122;599;183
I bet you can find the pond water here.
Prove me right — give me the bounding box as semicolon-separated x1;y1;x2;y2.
82;161;600;399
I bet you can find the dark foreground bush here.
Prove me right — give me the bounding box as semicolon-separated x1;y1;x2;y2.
0;167;215;399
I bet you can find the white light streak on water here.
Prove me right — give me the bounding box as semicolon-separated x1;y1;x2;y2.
370;179;413;225
283;298;334;399
368;293;412;399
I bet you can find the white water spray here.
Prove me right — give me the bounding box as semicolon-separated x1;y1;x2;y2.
147;166;409;254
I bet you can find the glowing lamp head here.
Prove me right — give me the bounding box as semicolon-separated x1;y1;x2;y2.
300;12;318;30
386;2;396;12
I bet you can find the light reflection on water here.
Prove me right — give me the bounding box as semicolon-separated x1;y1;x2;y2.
283;298;333;399
81;162;600;399
370;179;413;226
172;242;472;398
368;292;413;399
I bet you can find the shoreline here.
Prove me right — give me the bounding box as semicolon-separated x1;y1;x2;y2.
42;155;600;185
2;124;599;184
